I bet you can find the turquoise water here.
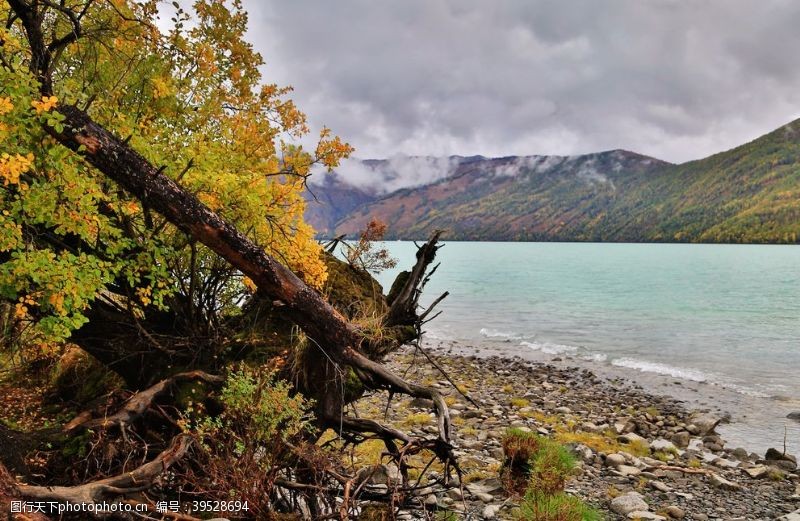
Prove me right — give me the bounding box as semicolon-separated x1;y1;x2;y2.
374;242;800;454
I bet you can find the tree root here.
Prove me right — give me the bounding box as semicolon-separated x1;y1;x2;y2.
17;435;192;516
63;371;223;433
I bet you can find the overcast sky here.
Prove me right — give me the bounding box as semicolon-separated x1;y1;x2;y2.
238;0;800;165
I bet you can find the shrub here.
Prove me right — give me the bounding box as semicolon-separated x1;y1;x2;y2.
528;439;577;495
183;368;315;518
502;429;577;496
502;428;542;494
517;491;601;521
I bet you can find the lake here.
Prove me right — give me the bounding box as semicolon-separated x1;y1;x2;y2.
373;241;800;455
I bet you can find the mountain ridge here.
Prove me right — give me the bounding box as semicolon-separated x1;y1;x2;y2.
305;118;800;243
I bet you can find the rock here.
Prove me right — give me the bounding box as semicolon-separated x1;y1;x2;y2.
765;447;798;470
610;492;649;515
467;477;504;495
694;515;709;521
627;512;665;520
555;406;572;414
424;494;438;507
670;431;690;448
571;443;594;462
688;412;721;436
482;504;501;519
447;488;463;500
743;465;769;479
606;453;627;468
619;432;647;445
709;472;741;490
649;480;671;493
617;464;642;477
473;491;494;503
356;464;401;486
409;397;434;409
730;447;750;461
664;505;686;519
778;509;800;521
650;439;678;453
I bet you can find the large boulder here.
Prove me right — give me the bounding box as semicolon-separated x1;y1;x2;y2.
764;448;797;471
610;492;649;516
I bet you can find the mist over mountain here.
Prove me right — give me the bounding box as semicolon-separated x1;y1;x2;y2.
305;118;800;243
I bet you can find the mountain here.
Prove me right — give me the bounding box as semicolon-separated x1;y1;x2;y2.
306;118;800;243
302;173;379;238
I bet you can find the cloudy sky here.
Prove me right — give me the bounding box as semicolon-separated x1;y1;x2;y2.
239;0;800;165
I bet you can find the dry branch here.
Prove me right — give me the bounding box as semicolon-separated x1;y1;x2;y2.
18;435;191;515
63;371;224;433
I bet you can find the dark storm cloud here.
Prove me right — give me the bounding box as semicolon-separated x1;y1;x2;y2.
242;0;800;173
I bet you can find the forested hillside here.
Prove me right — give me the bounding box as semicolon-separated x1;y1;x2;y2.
314;120;800;243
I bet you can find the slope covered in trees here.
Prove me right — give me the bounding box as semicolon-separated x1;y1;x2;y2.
318;121;800;243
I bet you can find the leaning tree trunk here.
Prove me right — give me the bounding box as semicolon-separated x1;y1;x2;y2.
5;3;458;515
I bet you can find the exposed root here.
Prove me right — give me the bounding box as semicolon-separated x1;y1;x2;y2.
63;371;223;433
17;435;192;516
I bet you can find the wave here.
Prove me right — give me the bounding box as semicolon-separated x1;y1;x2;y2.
580;352;608;362
480;328;523;340
610;357;771;398
611;357;711;382
520;340;579;355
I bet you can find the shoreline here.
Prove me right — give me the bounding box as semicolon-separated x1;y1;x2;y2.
363;345;800;519
426;334;800;458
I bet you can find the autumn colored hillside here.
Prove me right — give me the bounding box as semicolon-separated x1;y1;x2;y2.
311;119;800;243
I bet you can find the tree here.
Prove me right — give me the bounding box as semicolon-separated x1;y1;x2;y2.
1;1;452;518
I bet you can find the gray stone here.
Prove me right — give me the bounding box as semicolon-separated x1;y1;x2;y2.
777;509;800;521
610;492;649;515
651;439;678;453
627;512;665;520
670;431;690;448
709;472;741;490
447;487;463;500
473;491;494;503
605;453;627;467
743;465;769;479
619;432;647;445
617;464;642;477
649;480;671;492
688;412;721;436
765;447;797;470
664;505;685;519
481;504;501;520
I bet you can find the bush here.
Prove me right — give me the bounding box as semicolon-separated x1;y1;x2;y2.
502;429;577;495
502;428;543;494
183;368;315;518
517;491;601;521
528;438;576;495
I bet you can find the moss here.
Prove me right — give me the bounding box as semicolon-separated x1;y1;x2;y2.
358;505;393;521
50;346;123;404
385;270;410;306
510;397;531;408
322;252;388;319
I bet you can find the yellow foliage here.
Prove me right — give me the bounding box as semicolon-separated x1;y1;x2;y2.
0;96;13;115
30;95;57;114
0;152;34;186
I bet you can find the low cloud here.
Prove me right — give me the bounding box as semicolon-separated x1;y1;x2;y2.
245;0;800;185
